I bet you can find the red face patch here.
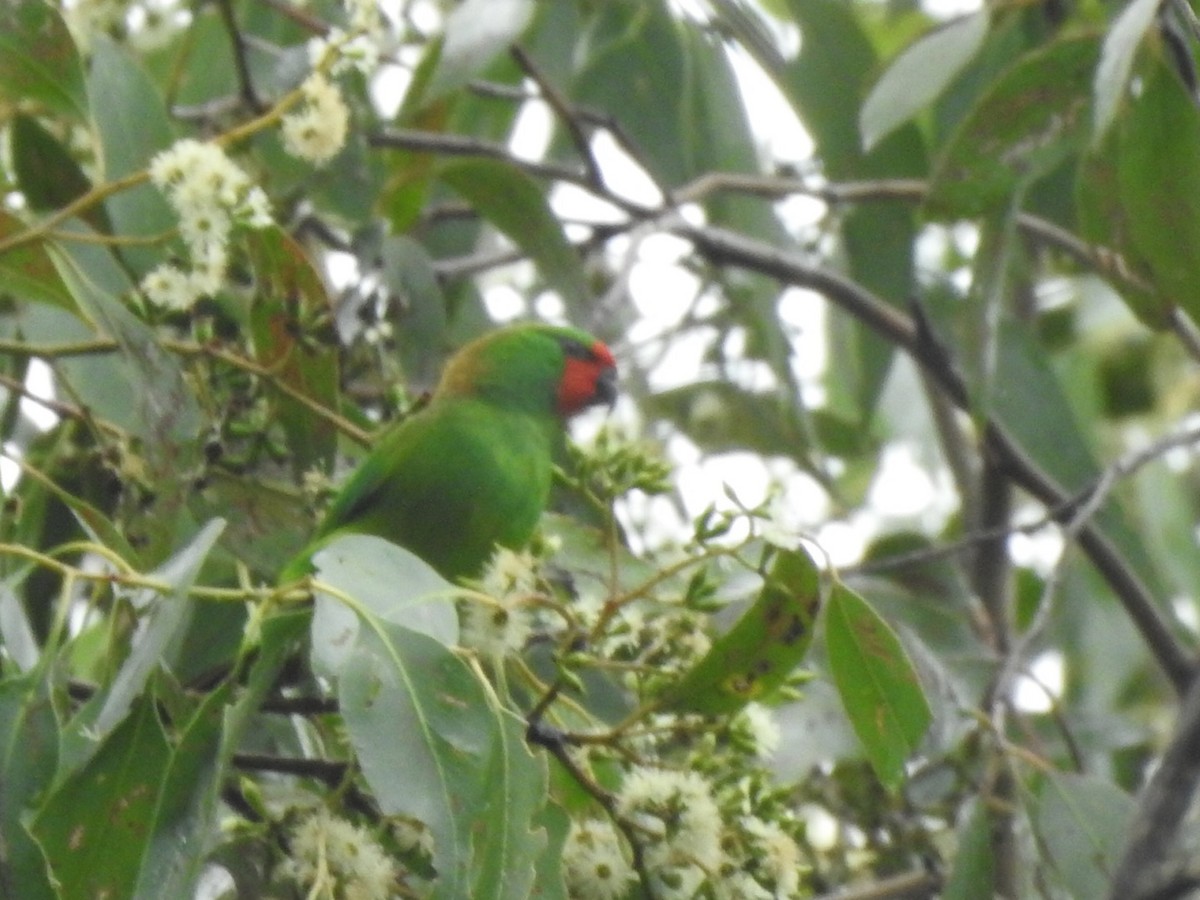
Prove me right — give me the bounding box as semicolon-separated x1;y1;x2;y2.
557;340;617;416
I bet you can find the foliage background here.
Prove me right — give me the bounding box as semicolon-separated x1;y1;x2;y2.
3;0;1200;897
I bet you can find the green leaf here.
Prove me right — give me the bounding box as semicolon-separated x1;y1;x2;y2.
0;581;40;672
87;36;175;274
92;519;225;736
379;234;449;388
34;694;172;900
10;115;96;220
420;0;535;105
132;681;232;900
992;323;1166;599
658;546;823;716
247;227;340;477
470;704;548;900
1093;0;1161;141
1115;55;1200;326
861;11;990;152
569;0;690;187
340;621;547;900
0;0;87;119
824;581;931;788
50;233;204;562
785;0;879;169
1033;772;1133;898
1075;131;1167;327
0;210;76;311
0;672;58;900
311;535;459;676
941;798;995;900
786;0;923;419
927;35;1098;218
439;159;589;316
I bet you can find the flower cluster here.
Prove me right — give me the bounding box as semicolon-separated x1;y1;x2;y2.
616;767;724;897
563;762;805;899
459;546;538;658
281;73;351;166
276;808;396;900
563;818;637;900
141;139;271;310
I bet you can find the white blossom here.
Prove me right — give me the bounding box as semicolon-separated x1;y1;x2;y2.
276;808;395;900
736;703;782;760
141;263;200;310
281;73;350;165
743;817;803;897
563;818;636;900
616;767;723;892
143;139;272;308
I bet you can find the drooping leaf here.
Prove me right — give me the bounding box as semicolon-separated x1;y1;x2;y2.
1033;772;1134;899
131;681;232;900
0;210;76;312
339;620;546;899
439;159;589;318
1075;125;1166;327
10;115;97;223
33;694;172;900
928;35;1098;218
1093;0;1162;141
824;581;931;788
861;11;990;152
87;36;176;274
1114;55;1200;326
311;535;459;677
658;546;823;716
419;0;535;106
91;519;225;737
0;0;87;119
992;322;1167;600
247;226;340;477
379;234;449;389
941;798;995;900
470;702;548;900
50;233;203;561
569;0;690;187
0;579;40;672
785;0;924;419
0;672;58;900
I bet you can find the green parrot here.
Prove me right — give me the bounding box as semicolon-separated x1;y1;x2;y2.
287;322;617;582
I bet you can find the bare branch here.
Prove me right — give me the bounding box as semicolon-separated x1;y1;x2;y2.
1108;674;1200;899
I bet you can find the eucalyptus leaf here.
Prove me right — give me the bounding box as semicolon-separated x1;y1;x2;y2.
824;582;932;788
311;534;459;677
1094;0;1162;141
861;12;989;152
0;672;58;900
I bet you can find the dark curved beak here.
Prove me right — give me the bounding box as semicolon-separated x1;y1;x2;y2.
594;364;618;409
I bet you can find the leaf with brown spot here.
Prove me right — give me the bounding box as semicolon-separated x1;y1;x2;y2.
657;545;823;716
824;581;931;789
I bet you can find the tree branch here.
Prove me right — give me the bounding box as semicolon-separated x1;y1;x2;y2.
1108;674;1200;899
674;221;1197;694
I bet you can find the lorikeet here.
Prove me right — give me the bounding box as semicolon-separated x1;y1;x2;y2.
289;323;617;582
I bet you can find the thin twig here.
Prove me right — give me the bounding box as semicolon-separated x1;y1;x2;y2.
215;0;265;112
510;44;606;188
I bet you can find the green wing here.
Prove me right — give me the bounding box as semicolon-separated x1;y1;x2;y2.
313;399;556;580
